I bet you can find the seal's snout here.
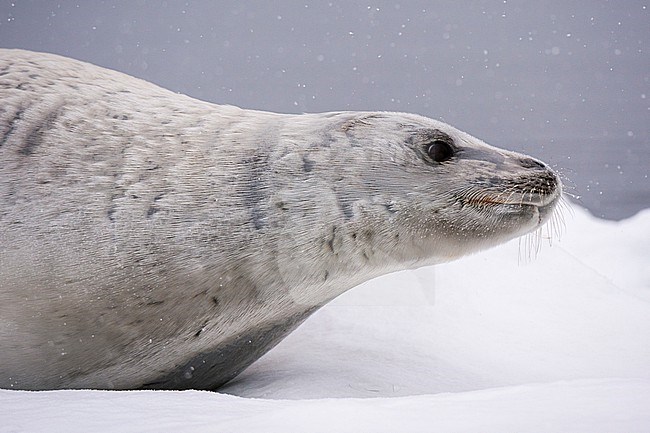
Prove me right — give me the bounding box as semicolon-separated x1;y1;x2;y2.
515;155;561;200
517;155;562;221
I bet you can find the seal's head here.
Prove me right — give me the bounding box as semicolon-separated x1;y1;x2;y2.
292;112;563;275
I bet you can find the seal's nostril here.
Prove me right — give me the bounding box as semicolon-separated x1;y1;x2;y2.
519;157;546;170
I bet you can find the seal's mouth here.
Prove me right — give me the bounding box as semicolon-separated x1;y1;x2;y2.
465;189;558;207
464;188;561;225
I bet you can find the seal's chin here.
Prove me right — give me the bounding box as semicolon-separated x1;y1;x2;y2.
535;198;560;226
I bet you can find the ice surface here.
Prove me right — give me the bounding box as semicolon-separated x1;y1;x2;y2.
1;204;649;432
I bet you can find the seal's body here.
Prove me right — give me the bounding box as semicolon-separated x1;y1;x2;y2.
0;49;561;390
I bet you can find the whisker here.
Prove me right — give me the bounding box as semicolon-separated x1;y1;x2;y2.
517;191;569;262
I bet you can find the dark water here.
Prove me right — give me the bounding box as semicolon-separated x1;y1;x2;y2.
1;0;648;220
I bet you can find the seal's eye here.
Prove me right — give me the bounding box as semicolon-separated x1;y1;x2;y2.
426;140;454;163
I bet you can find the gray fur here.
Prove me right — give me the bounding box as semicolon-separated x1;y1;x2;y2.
0;49;561;390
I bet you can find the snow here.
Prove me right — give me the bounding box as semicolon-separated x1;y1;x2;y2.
2;204;649;432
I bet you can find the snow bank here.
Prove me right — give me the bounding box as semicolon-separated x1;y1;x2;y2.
2;379;649;433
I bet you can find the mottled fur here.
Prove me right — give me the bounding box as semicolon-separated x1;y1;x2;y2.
0;50;561;390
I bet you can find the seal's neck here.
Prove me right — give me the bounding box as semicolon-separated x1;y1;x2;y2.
270;216;419;307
